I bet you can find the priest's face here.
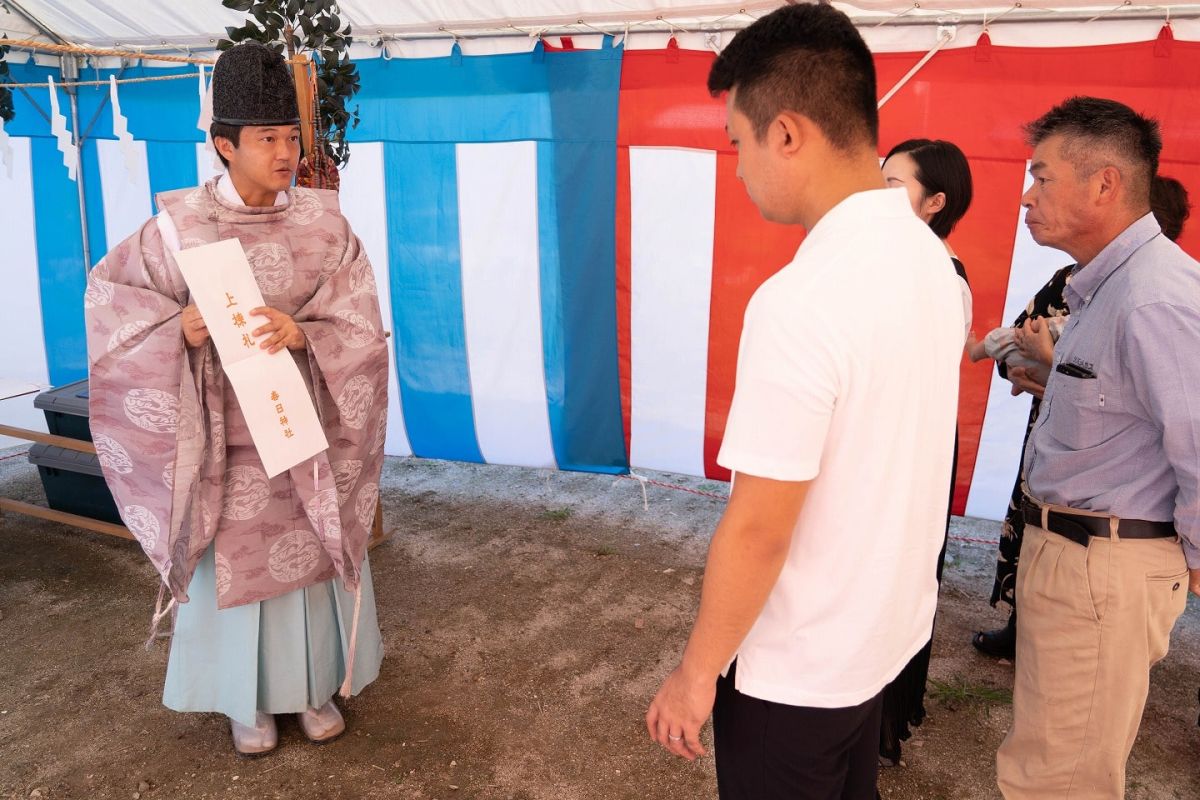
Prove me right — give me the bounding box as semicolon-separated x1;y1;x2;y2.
218;125;302;203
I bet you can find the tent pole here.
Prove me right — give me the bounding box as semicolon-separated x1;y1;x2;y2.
61;56;92;272
7;2;93;271
4;1;67;45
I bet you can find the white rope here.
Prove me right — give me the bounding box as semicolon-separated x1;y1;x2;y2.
338;580;364;699
877;29;954;109
144;582;177;650
874;3;920;28
1086;0;1134;24
627;470;651;511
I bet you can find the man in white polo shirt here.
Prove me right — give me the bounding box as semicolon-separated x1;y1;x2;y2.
644;5;964;798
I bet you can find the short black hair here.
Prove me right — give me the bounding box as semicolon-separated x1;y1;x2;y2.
707;4;878;152
1024;96;1161;203
884;139;974;238
210;122;242;168
1151;174;1191;242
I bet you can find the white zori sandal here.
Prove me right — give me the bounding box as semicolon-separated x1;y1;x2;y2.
230;711;278;757
297;700;346;743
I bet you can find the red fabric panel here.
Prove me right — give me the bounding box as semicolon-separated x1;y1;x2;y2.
877;34;1200;511
615;146;633;454
617;49;726;149
619;35;1200;502
706;156;805;481
617;49;725;467
946;158;1028;513
874;37;1200;165
618;50;806;480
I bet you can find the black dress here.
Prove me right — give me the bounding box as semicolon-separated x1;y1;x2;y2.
878;257;970;764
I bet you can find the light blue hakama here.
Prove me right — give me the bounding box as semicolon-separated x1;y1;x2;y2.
162;547;383;727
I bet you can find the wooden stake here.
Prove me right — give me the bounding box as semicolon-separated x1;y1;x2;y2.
0;497;134;541
292;53;316;156
0;424;96;454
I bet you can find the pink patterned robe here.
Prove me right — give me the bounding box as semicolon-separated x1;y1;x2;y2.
84;178;388;609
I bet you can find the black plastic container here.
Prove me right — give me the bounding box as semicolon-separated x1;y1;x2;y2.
27;443;122;525
33;379;92;442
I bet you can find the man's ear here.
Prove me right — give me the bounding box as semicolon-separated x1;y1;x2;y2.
214;136;236;161
1094;165;1122;207
774;111;810;156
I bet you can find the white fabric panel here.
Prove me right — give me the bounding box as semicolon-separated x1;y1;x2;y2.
96;138;151;250
195;142;224;186
0;138;51;447
628;147;716;476
456;141;557;468
964;165;1073;520
0;138;50;387
338;141;413;458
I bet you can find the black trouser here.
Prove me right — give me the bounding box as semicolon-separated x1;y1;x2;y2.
714;661;884;800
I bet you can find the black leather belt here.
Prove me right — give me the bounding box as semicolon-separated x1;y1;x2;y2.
1021;497;1176;547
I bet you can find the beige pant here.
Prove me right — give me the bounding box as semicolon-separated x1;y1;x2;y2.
996;523;1189;799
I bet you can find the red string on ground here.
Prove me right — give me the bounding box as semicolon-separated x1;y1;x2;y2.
0;449;31;464
618;474;728;501
618;473;1000;545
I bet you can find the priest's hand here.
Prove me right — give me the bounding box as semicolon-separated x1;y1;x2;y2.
251;307;306;354
182;304;210;348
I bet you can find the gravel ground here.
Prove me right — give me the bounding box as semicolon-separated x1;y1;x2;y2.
1;451;1197;799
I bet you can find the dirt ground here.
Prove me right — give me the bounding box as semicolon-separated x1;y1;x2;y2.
1;450;1198;800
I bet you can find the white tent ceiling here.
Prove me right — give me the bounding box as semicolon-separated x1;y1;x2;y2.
2;0;1198;59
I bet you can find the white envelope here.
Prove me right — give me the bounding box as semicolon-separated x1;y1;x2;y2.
175;238;328;477
222;353;328;478
175;238;269;367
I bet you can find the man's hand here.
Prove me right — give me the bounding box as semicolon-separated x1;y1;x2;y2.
181;304;210;349
646;665;713;761
1014;317;1055;367
1189;567;1200;598
644;473;808;762
251;307;306;354
1009;365;1047;399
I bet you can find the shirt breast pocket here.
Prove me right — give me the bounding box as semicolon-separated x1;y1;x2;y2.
1048;375;1105;450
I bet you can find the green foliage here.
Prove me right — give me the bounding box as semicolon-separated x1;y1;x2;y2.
928;675;1013;714
217;0;360;168
0;36;14;123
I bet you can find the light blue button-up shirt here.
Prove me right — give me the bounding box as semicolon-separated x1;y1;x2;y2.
1025;212;1200;567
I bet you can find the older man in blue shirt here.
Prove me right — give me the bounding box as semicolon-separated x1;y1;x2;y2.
996;96;1200;799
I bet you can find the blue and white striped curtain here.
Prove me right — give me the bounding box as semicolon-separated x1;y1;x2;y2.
1;42;630;475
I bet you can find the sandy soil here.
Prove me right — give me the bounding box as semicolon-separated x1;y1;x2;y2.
1;452;1197;800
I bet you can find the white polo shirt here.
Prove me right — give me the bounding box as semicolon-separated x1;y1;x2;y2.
717;188;964;709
